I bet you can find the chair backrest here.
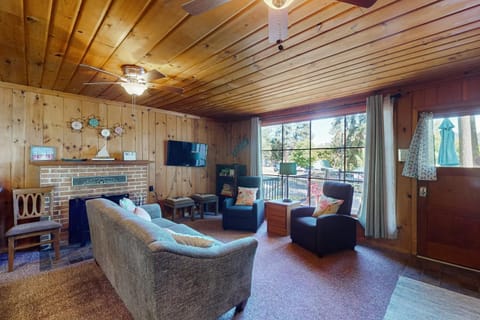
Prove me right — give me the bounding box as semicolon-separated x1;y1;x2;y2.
237;176;262;199
322;181;354;215
12;187;54;225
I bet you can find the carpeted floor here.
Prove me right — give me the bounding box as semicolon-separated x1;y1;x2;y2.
384;276;480;320
0;214;479;320
0;243;93;284
0;260;131;320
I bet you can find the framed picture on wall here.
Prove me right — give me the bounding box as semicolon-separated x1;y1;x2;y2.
30;145;57;161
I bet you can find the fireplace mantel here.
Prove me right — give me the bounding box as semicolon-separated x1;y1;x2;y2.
31;160;151;166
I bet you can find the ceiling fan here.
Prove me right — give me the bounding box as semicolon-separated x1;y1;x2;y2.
79;64;184;96
182;0;377;44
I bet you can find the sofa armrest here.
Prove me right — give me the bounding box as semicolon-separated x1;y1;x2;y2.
140;203;162;219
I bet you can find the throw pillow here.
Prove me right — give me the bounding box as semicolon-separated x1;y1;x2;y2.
119;197;136;212
312;194;344;217
235;186;258;206
134;206;152;222
164;229;214;248
220;184;233;196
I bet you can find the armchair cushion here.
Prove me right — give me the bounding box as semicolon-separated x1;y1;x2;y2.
235;187;258;205
312;194;344;217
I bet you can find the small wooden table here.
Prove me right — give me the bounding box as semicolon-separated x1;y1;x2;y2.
266;200;301;236
190;194;218;219
163;197;196;221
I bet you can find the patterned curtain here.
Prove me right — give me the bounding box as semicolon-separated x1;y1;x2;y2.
359;94;397;239
402;112;437;181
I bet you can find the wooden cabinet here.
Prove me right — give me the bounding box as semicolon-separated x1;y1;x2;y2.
266;200;301;236
216;164;246;210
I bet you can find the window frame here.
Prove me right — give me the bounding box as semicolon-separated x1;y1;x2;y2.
261;112;366;215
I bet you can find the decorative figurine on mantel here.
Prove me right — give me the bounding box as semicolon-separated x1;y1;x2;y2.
92;129;115;160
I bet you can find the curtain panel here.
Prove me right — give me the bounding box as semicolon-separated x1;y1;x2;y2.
360;94;397;239
250;117;261;176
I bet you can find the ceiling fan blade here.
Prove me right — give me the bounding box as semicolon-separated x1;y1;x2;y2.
149;83;184;94
145;69;166;82
337;0;377;8
268;7;289;44
83;82;124;85
79;63;127;81
182;0;231;15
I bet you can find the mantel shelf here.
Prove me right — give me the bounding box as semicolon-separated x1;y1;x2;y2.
30;160;151;166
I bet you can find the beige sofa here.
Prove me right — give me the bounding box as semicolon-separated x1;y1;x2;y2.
86;198;258;320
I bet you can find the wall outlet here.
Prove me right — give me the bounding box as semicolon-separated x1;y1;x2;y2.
419;186;427;197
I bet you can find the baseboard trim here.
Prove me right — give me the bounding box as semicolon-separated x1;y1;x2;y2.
416;255;480;273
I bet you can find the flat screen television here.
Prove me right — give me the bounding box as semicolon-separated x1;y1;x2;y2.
166;140;208;167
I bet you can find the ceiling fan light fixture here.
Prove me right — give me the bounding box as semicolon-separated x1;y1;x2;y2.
263;0;294;10
120;82;148;96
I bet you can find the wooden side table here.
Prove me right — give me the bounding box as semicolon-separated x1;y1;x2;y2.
190;194;218;219
163;197;196;221
266;200;301;236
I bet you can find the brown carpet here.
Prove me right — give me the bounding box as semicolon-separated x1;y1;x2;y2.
0;215;415;320
0;260;131;320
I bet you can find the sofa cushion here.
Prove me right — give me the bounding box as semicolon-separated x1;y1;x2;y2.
122;217;175;244
119;197;136;212
165;229;215;247
151;217;177;229
134;206;152;222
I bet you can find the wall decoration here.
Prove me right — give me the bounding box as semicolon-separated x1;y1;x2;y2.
30;145;56;161
69;118;84;132
232;137;249;158
100;128;111;138
87;115;101;129
113;123;125;136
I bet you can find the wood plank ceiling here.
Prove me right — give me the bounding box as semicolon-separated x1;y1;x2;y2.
0;0;479;120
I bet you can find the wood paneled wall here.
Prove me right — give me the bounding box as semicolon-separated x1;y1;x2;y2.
5;71;479;256
0;82;245;203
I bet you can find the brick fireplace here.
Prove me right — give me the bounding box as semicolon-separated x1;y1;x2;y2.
37;161;149;242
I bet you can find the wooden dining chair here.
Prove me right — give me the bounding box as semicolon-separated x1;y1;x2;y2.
5;187;61;272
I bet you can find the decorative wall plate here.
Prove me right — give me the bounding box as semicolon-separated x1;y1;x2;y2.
87;115;100;128
69;119;84;132
113;125;124;136
72;121;82;130
101;128;111;138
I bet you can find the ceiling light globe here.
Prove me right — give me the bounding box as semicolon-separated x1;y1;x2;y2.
120;82;148;96
263;0;294;9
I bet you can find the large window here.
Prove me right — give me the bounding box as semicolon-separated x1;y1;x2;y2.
261;113;366;215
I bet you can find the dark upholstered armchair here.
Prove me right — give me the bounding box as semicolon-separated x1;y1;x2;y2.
290;181;356;256
222;176;265;232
